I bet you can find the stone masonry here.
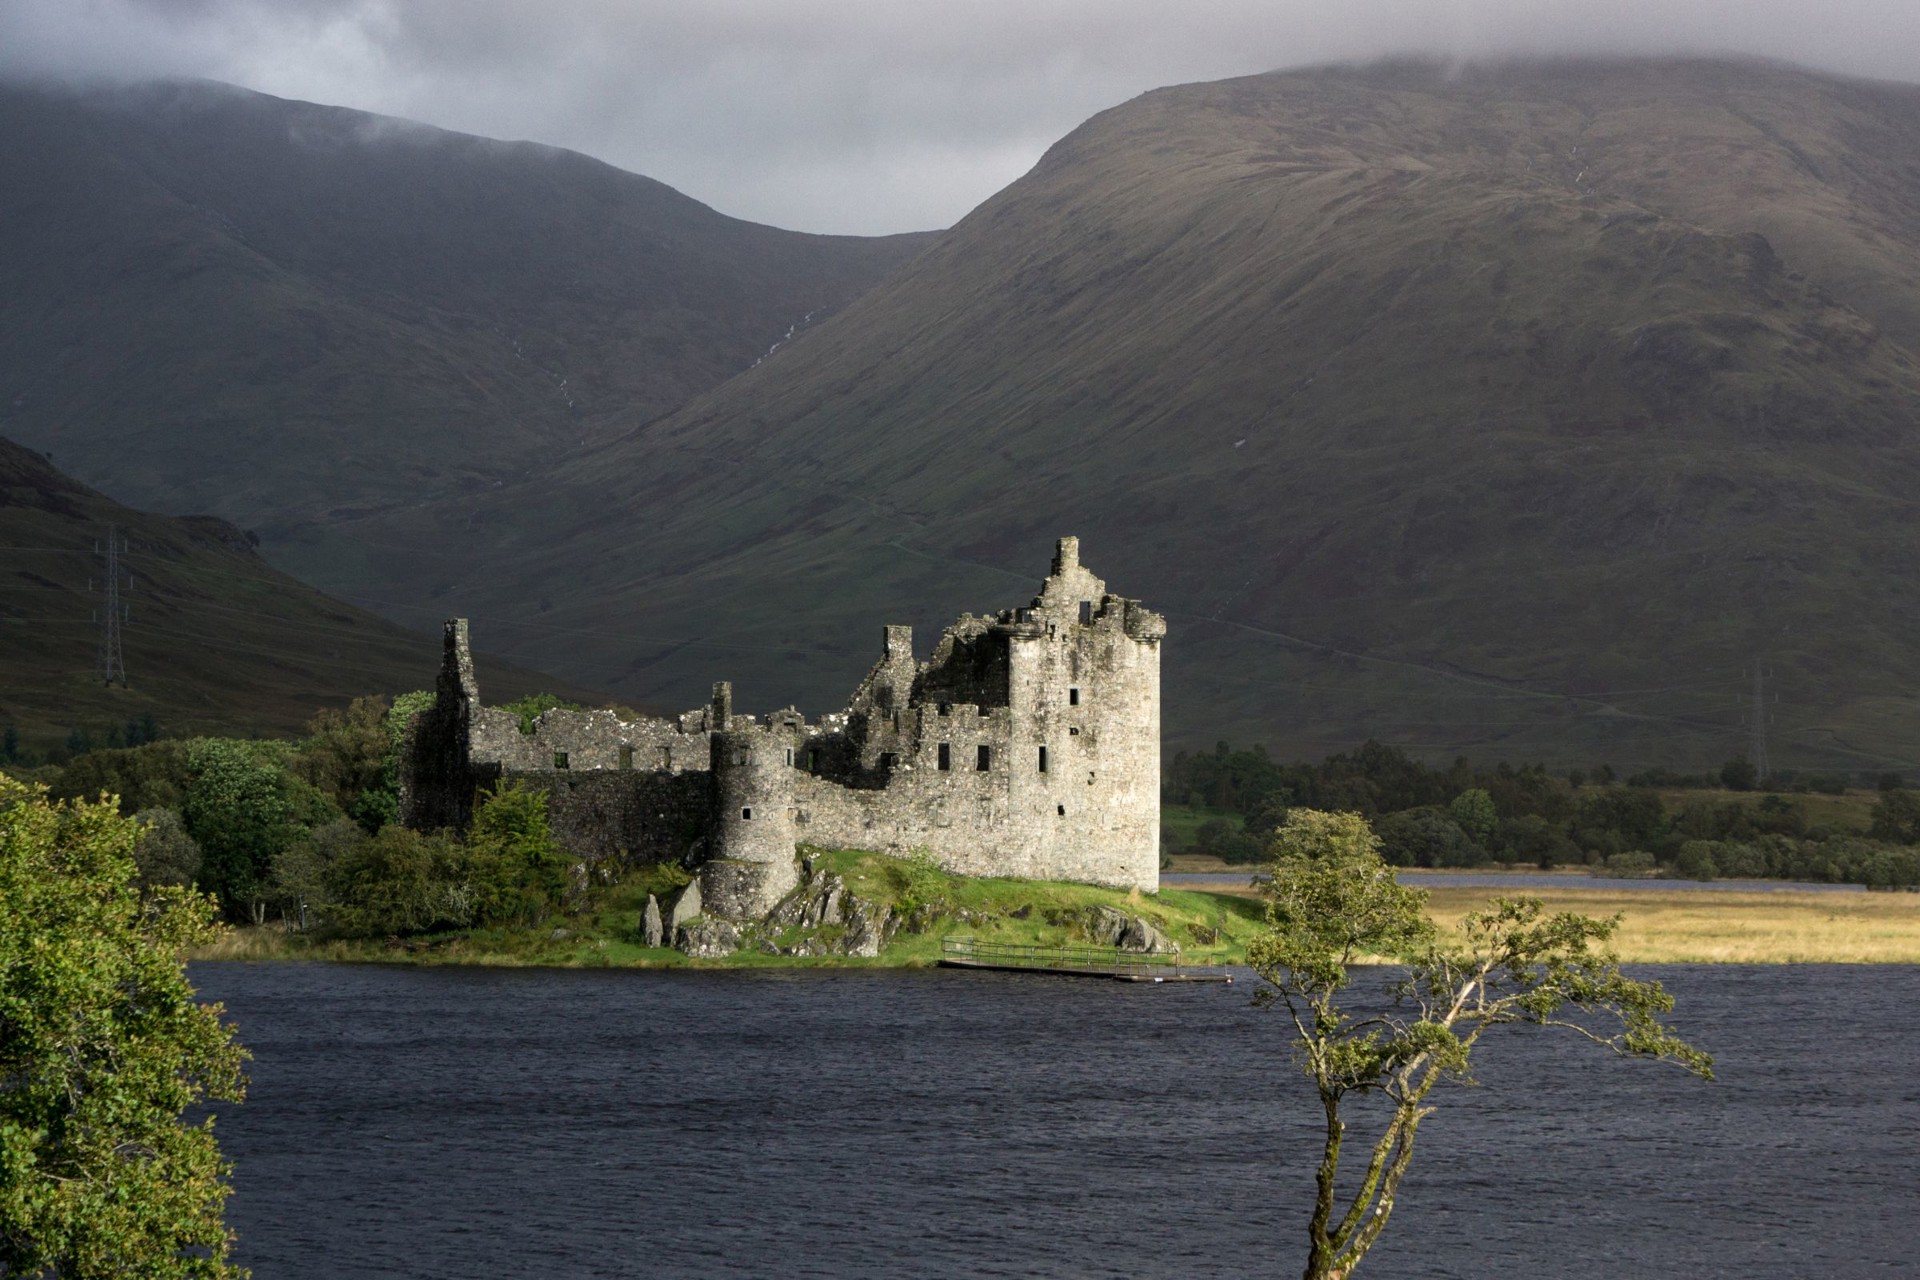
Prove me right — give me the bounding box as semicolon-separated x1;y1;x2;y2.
399;537;1165;919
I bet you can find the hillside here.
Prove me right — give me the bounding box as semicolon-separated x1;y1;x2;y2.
300;58;1920;773
0;79;932;535
0;438;603;747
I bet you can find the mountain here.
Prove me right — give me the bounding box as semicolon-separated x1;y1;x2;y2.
0;79;932;535
299;58;1920;773
0;437;603;747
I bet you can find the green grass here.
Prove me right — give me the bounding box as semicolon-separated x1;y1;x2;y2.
194;847;1267;968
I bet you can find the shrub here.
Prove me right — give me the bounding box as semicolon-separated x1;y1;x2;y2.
1672;840;1719;881
498;693;582;736
323;825;474;936
1598;850;1658;878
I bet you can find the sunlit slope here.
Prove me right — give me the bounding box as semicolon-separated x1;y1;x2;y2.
0;79;932;533
319;59;1920;771
0;439;601;743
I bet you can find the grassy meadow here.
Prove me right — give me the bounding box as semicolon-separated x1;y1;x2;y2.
191;841;1920;969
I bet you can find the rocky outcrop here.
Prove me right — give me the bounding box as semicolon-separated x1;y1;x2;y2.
667;880;702;936
642;894;664;948
748;859;898;958
841;896;894;958
675;917;742;958
1081;905;1179;954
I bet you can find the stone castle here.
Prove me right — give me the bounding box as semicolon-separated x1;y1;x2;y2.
399;537;1165;921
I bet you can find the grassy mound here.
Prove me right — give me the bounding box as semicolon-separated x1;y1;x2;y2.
191;848;1266;968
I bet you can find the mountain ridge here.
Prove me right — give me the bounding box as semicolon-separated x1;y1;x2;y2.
0;77;934;531
298;57;1920;771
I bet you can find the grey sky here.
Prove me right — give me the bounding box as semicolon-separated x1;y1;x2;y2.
6;0;1919;235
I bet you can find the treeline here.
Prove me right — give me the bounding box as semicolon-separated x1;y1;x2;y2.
1166;740;1920;888
18;693;582;936
0;714;165;767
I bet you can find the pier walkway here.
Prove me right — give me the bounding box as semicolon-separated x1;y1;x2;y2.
938;936;1233;983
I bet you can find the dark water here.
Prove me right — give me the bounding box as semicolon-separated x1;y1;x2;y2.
191;963;1920;1279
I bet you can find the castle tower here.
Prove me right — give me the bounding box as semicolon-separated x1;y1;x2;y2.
1004;537;1164;889
398;619;483;831
700;729;802;918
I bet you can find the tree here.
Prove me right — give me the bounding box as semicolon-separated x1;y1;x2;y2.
131;808;203;889
183;741;297;918
1869;789;1920;845
1719;755;1758;791
1445;787;1497;846
0;778;249;1278
1248;809;1712;1280
466;782;568;925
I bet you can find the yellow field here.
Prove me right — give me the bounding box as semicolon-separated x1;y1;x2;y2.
1422;886;1920;964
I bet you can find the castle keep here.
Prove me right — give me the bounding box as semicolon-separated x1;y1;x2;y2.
400;537;1165;918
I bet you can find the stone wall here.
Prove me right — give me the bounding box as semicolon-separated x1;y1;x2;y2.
513;769;712;866
399;536;1165;906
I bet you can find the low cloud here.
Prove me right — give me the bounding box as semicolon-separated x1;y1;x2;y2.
5;0;1919;234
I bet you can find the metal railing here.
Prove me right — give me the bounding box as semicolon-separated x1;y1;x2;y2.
941;935;1189;976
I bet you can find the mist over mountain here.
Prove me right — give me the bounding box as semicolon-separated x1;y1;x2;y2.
0;79;933;532
307;58;1920;771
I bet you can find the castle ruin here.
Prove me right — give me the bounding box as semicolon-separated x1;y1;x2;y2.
399;537;1165;919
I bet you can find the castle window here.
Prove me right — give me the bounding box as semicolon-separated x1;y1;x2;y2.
1069;727;1080;736
1038;746;1049;773
1057;804;1066;816
1069;686;1080;706
618;744;633;770
882;752;899;772
741;807;753;820
1079;601;1092;625
807;748;820;771
976;744;992;771
553;751;569;770
938;743;951;771
785;747;795;767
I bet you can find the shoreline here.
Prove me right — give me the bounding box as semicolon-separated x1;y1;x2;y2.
190;878;1920;967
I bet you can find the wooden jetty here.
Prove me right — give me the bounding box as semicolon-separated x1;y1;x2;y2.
938;936;1233;983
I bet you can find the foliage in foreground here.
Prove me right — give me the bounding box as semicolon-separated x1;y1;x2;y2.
1250;809;1712;1280
0;779;249;1278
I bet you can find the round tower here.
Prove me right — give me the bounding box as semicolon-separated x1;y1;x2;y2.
700;730;801;919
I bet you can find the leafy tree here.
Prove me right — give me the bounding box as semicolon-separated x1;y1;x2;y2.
131;808;203;889
183;741;298;917
1869;789;1920;844
263;818;368;931
290;697;390;818
1249;809;1711;1280
1445;788;1497;846
322;825;473;937
1673;839;1719;881
0;778;249;1278
51;740;196;816
1372;807;1480;869
466;782;568;924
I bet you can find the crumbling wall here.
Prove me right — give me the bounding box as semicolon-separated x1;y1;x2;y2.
402;535;1164;898
512;769;712;865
